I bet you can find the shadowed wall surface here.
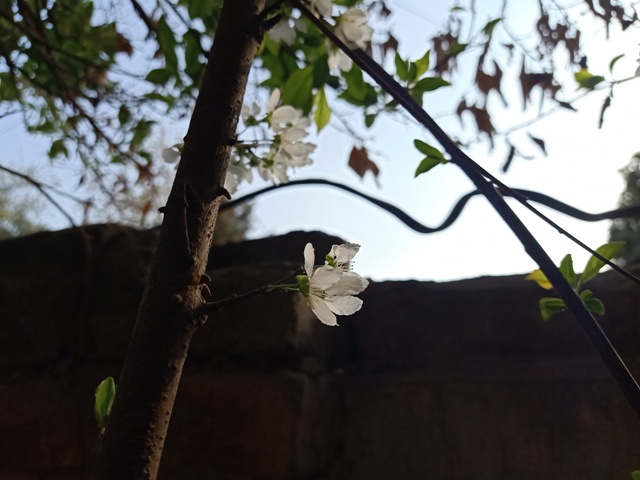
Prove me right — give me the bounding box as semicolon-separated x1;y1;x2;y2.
1;224;640;479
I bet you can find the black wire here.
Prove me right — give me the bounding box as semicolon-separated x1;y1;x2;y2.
221;178;640;233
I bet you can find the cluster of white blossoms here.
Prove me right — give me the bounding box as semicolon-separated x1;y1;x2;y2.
297;242;369;326
162;89;315;194
327;8;373;72
234;89;316;190
267;1;372;73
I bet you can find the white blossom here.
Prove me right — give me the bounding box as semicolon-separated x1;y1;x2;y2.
328;49;353;72
225;162;253;193
267;89;281;113
258;156;290;184
311;0;333;17
335;8;372;49
300;242;369;326
241;102;261;125
270;105;305;132
269;20;296;45
162;145;181;163
326;8;372;72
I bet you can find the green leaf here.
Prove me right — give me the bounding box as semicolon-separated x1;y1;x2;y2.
415;157;442;177
343;66;367;101
187;0;215;19
143;92;175;107
157;16;178;73
609;54;625;73
413;139;444;159
579;289;593;302
539;297;566;321
312;54;330;88
525;269;553;290
446;42;468;56
130;119;154;150
184;30;204;82
413;76;451;92
631;470;640;480
585;297;605;315
48;139;68;159
395;52;409;81
407;63;418;84
282;66;314;113
364;113;376;128
313;87;331;132
414;50;431;78
574;69;605;90
482;18;503;36
118;105;130;125
579;241;625;286
145;68;173;85
94;377;116;430
559;254;577;288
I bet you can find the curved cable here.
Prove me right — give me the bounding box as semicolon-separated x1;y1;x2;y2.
221;178;640;234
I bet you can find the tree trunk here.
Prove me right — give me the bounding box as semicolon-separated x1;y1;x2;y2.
92;1;266;478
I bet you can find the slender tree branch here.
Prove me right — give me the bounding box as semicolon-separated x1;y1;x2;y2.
129;0;158;37
0;163;77;226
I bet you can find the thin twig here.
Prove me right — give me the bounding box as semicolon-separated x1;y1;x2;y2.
0;163;76;226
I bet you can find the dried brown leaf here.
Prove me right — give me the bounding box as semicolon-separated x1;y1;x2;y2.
348;146;380;179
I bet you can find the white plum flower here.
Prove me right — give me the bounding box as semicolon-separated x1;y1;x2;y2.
267;89;281;113
162;145;181;163
270;105;305;132
311;0;333;17
236;92;315;187
269;20;296;45
241;102;261;125
335;8;372;49
298;242;369;326
258;156;290;184
326;8;372;72
225;162;253;193
261;105;316;178
326;242;361;270
328;49;353;72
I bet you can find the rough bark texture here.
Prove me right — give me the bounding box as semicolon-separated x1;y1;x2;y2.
3;226;640;480
92;1;266;478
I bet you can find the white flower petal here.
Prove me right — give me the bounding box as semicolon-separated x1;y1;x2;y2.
224;174;237;193
162;147;181;163
328;50;353;72
281;127;307;143
313;0;333;17
343;8;368;23
282;141;314;157
325;271;368;296
304;243;315;277
324;295;363;316
328;243;360;266
269;20;296;45
267;89;281;113
270;105;301;131
311;265;342;291
309;294;338;325
293;17;308;33
342;21;365;44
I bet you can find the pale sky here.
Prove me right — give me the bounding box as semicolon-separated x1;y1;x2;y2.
2;0;640;282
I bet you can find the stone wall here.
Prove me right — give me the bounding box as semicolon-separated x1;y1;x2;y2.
1;225;640;479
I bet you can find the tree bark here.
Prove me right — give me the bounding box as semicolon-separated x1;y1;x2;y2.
92;1;266;478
